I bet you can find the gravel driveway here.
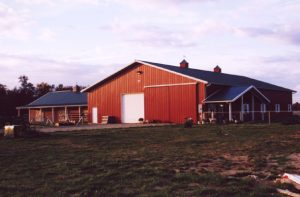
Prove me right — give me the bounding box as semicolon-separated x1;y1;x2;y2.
37;123;172;133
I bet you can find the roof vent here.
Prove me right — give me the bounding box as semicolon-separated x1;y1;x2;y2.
214;65;221;73
180;59;189;68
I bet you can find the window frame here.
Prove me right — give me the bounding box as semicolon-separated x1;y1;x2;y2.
275;104;280;113
288;104;292;112
260;103;266;113
243;103;250;113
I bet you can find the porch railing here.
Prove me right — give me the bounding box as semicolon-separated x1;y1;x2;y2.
201;110;294;124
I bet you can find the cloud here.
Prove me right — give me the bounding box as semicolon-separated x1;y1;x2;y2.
15;0;102;6
0;2;33;40
38;28;56;41
0;53;122;88
234;24;300;46
101;21;197;48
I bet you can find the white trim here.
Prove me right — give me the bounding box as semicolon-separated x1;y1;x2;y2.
144;82;196;88
202;89;222;103
137;60;208;84
232;86;270;103
204;85;270;104
252;95;255;121
81;60;208;92
204;100;232;103
17;104;87;109
229;103;232;121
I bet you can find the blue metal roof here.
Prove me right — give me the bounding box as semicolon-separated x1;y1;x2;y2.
141;60;294;92
24;91;87;107
204;86;270;103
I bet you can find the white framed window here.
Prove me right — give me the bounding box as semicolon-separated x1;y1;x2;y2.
243;104;250;113
288;104;292;112
260;104;266;113
275;104;280;113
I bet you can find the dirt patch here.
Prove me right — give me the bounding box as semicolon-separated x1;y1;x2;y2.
181;154;252;177
287;153;300;171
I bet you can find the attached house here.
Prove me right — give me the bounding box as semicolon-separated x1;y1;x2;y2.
82;60;295;124
17;90;88;124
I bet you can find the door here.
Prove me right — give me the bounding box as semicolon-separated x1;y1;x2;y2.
92;107;98;124
122;93;144;123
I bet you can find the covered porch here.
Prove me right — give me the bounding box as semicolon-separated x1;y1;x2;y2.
202;86;270;123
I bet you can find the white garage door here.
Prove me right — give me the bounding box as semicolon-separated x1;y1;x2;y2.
122;93;144;123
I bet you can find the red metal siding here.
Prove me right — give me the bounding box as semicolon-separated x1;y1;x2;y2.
144;85;197;123
87;63;203;123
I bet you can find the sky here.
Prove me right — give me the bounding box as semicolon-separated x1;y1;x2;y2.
0;0;300;101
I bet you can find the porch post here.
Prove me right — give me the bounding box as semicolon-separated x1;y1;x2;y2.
240;96;244;121
261;103;265;121
52;107;55;122
40;108;42;122
17;109;21;117
252;95;255;121
79;106;81;120
65;106;68;121
229;102;233;122
28;109;31;122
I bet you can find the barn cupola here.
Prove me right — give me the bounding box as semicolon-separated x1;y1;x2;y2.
214;65;222;73
180;59;189;68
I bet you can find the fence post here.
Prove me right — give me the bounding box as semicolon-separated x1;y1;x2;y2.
268;111;271;125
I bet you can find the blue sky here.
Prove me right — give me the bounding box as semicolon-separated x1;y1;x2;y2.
0;0;300;101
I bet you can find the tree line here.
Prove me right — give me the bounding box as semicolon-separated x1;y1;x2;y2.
0;75;84;119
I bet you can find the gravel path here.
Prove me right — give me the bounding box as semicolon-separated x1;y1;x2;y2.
37;123;172;133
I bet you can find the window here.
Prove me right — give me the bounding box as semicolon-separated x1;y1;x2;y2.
260;104;266;113
288;104;292;112
275;104;280;113
243;104;250;113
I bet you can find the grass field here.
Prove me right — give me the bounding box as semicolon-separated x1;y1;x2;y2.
0;124;300;196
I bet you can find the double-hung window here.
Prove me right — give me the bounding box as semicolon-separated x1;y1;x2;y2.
243;104;250;113
275;104;280;113
260;104;266;113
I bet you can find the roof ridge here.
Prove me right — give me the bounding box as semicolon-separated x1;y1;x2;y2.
140;60;294;92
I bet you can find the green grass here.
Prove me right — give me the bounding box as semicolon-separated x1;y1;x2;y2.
1;123;300;196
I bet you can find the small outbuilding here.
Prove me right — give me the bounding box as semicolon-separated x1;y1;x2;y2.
17;91;88;124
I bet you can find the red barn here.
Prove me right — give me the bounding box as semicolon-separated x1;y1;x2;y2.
82;60;295;124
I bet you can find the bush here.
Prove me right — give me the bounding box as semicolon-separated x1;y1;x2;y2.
184;117;193;128
138;118;144;122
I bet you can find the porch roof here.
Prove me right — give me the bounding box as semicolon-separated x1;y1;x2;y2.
17;91;87;109
204;85;270;103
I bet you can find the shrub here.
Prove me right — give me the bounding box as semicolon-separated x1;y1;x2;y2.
138;118;144;122
184;117;193;128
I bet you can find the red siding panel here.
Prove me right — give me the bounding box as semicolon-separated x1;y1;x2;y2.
144;84;197;123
